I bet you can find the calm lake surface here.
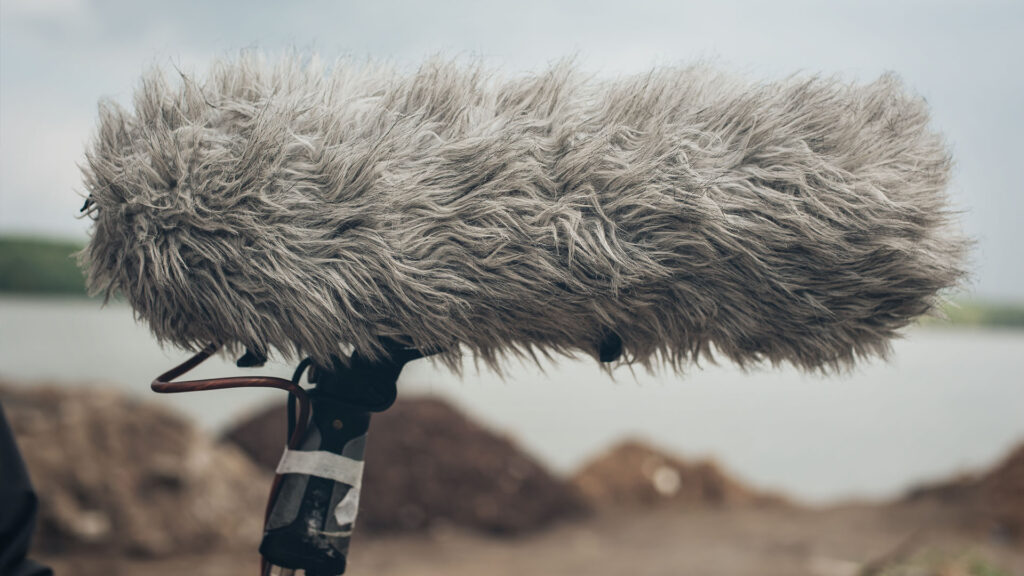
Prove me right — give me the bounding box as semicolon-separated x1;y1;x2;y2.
2;295;1022;504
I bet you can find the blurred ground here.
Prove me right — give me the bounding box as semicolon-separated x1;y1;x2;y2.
37;503;1024;576
4;382;1023;576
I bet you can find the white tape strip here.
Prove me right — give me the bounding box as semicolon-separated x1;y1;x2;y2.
334;486;361;526
275;448;364;488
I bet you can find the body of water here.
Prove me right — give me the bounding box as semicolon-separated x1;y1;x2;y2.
1;296;1022;504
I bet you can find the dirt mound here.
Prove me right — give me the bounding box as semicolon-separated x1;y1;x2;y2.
571;439;783;509
224;395;588;535
2;384;270;557
974;443;1024;542
906;442;1024;545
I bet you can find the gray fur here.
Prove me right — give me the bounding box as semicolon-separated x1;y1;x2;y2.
79;55;968;372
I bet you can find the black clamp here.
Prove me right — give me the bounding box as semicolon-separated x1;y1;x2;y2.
246;339;428;576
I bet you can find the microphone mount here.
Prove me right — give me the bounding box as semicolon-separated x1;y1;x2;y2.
151;339;431;576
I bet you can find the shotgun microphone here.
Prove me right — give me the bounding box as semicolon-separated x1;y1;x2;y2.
80;55;967;372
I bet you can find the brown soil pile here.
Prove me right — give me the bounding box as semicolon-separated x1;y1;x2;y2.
2;384;269;557
571;439;784;509
974;443;1024;542
224;395;588;535
907;442;1024;544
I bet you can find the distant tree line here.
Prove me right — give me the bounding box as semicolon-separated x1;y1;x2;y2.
0;236;87;295
934;300;1024;329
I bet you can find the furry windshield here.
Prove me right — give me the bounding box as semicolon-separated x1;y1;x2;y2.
80;55;968;372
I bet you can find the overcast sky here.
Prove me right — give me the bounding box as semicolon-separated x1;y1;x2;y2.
1;0;1021;299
